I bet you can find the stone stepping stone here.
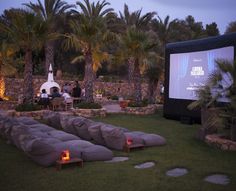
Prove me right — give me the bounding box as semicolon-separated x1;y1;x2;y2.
105;157;129;163
204;174;230;185
166;168;188;177
134;162;155;169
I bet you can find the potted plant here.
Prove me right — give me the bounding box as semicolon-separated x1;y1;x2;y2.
208;59;236;141
95;89;103;98
188;59;236;141
188;85;220;140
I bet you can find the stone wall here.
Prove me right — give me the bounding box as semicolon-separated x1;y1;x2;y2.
4;77;160;101
205;134;236;151
123;104;162;115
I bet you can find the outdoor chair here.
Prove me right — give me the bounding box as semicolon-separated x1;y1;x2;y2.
65;97;73;111
38;98;50;109
51;97;65;111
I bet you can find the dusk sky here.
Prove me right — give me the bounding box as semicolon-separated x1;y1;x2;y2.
0;0;235;34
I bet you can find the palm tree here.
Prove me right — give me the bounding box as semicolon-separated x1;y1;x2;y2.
0;41;17;99
151;15;177;46
121;28;157;104
119;4;156;83
0;10;47;104
188;59;236;141
24;0;75;75
119;4;156;31
145;56;163;103
64;0;113;103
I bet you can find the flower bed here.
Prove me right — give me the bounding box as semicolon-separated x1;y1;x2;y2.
5;110;48;119
0;101;18;110
5;108;107;119
123;104;162;115
205;134;236;151
73;108;106;118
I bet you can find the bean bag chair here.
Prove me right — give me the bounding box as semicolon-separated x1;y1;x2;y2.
52;141;83;159
72;117;93;141
28;124;55;132
124;132;144;145
0;117;18;140
60;115;78;134
17;117;39;125
81;145;113;161
43;112;62;130
27;140;60;166
47;130;80;141
100;125;126;150
88;122;106;145
140;134;166;146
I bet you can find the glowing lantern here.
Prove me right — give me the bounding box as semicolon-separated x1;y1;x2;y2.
0;76;5;99
61;150;70;161
126;138;133;146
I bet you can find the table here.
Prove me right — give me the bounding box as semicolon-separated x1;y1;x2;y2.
123;143;145;153
56;158;83;170
72;97;82;105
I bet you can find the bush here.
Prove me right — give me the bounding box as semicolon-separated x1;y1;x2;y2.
110;95;119;100
15;103;41;112
128;99;148;107
75;102;102;109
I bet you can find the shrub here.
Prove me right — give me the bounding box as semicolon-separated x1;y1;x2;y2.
111;95;119;100
128;99;148;107
15;103;41;112
75;102;102;109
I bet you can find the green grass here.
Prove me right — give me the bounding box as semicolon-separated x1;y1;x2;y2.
1;112;236;191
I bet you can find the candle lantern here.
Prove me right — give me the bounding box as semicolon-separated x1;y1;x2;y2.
61;150;70;161
126;138;133;146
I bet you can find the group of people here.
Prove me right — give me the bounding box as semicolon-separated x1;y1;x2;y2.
38;81;83;109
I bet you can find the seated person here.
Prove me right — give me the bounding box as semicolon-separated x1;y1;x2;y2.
38;89;50;108
72;81;81;98
51;88;61;99
62;89;71;101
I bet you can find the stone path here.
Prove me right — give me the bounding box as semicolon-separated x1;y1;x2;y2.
165;168;189;177
204;174;230;185
134;162;155;169
103;104;123;113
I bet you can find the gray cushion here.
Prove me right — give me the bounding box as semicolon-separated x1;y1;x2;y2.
124;132;144;145
88;122;106;145
81;145;113;161
27;140;59;167
53;141;83;159
73;118;93;140
43;112;62;130
17;117;39;125
141;134;166;146
47;130;80;141
101;125;126;150
28;124;54;132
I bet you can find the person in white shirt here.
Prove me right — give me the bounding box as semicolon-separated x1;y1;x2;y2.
38;89;49;108
62;89;71;100
40;89;49;98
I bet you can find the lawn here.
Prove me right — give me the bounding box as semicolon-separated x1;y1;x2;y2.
0;111;236;191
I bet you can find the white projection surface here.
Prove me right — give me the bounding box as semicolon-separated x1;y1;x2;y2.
169;46;234;100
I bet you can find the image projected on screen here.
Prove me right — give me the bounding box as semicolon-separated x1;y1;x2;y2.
169;46;234;100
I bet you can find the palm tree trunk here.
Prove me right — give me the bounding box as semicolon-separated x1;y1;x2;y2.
45;41;54;76
128;57;134;83
148;79;158;104
84;51;94;103
23;48;34;104
133;58;142;104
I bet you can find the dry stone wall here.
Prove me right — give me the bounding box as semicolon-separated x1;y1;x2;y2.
4;77;160;101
